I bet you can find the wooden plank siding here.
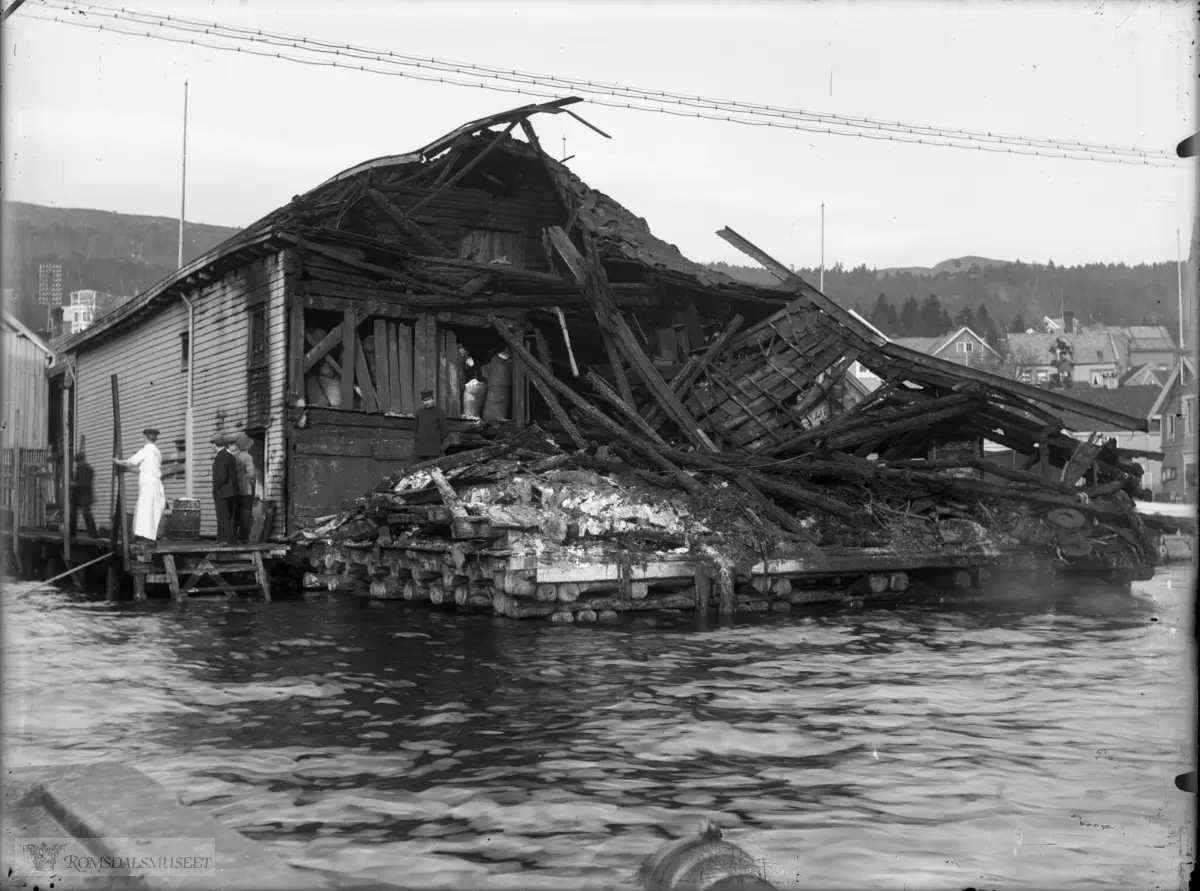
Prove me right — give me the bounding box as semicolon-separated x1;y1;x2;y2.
73;253;288;539
1;327;53;450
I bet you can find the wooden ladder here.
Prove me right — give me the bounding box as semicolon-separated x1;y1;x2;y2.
160;550;273;602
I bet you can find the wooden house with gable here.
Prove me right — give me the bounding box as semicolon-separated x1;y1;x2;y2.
50;99;805;540
51;97;1154;555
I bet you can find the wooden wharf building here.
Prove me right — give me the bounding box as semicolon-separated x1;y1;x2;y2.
8;98;1171;613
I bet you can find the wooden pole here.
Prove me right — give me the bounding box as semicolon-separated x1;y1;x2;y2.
27;551;112;593
61;383;70;565
111;375;131;572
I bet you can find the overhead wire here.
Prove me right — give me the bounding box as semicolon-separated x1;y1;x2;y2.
23;0;1186;167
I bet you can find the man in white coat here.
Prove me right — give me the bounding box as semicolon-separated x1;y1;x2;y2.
114;427;166;541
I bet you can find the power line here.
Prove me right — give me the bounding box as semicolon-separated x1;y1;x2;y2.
40;0;1171;160
25;1;1185;167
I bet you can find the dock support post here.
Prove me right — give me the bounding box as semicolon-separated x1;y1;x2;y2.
133;572;146;602
163;554;183;602
253;551;272;602
105;555;118;600
717;566;735;616
694;562;712;615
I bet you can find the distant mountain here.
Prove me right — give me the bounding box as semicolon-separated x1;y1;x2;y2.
705;257;1181;333
877;256;1010;278
2;201;242;333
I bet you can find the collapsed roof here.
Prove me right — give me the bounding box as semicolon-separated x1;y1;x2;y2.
56;97;1148;439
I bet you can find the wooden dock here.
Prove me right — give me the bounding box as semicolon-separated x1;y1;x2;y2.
129;540;289;601
6;525;288;602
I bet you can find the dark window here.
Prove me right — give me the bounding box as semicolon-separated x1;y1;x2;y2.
248;307;268;368
180;331;190;370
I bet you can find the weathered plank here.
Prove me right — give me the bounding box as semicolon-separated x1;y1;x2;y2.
302;326;343;374
397;322;414;414
339;310;357;409
353;334;380;413
385;321;401;413
373;318;391;411
288;292;306;405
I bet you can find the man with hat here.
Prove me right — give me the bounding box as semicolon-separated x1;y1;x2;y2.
230;432;258;543
211;432;239;545
113;428;165;542
413;388;450;462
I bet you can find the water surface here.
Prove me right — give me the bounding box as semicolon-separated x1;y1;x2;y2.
3;568;1195;889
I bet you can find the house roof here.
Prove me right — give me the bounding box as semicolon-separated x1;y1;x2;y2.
1;310;56;360
890;336;942;354
1006;331;1119;365
1118;362;1167;387
1149;357;1199;419
1056;385;1164;431
58;96;785;355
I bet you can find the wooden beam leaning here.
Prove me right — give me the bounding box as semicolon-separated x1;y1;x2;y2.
584;370;671;450
365;189;452;258
531;330;588;451
488;313;702;494
302;326;343;374
646;312;744;430
353;332;380;413
400;121;519;222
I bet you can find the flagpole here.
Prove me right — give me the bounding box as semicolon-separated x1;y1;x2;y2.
819;202;825;292
178;80;188;270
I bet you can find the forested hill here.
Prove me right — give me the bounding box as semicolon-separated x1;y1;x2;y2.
706;258;1182;334
2;202;241;332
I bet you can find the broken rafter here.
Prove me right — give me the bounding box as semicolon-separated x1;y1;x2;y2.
401;122;519;223
366;189;452;257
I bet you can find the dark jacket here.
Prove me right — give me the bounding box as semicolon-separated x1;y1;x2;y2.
414;406;449;457
70;460;95;506
212;448;239;499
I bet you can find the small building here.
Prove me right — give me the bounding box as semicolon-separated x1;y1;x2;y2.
1118;362;1167;388
1150;358;1198;502
891;325;1001;369
1056;385;1164;489
1109;325;1183;374
1005;329;1121;388
2;310;58;530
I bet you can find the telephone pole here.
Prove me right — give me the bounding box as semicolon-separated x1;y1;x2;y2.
819;202;825;292
178;80;188;270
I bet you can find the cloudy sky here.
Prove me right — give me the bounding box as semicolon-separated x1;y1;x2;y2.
2;0;1195;271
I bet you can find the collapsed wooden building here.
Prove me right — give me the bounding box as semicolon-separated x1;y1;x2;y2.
47;98;1166;611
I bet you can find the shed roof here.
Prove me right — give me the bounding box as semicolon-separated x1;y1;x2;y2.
1;310;56;360
1056;385;1163;431
1006;331;1119;365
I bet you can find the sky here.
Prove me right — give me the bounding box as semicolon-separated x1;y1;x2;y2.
2;0;1196;272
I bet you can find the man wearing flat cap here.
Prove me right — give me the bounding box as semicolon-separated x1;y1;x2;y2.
211;432;239;544
113;427;165;542
230;432;258;543
413;388;450;462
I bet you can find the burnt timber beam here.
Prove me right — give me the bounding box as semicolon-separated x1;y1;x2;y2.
716;226;1149;434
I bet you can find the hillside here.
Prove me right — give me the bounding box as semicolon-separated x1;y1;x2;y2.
0;201;1180;340
706;258;1182;333
1;202;242;332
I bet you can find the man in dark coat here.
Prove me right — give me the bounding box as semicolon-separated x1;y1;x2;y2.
69;451;98;539
413;389;449;462
211;433;239;544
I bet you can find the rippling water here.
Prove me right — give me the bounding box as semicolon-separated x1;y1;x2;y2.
3;567;1195;890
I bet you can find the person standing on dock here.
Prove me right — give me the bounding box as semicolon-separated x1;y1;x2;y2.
231;432;258;543
69;452;98;540
211;433;239;544
113;428;165;542
413;389;450;462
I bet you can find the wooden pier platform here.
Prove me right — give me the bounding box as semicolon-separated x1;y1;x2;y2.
6;525;288;602
129;540;289;601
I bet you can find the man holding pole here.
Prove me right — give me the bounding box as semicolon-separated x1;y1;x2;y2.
113;428;165;542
